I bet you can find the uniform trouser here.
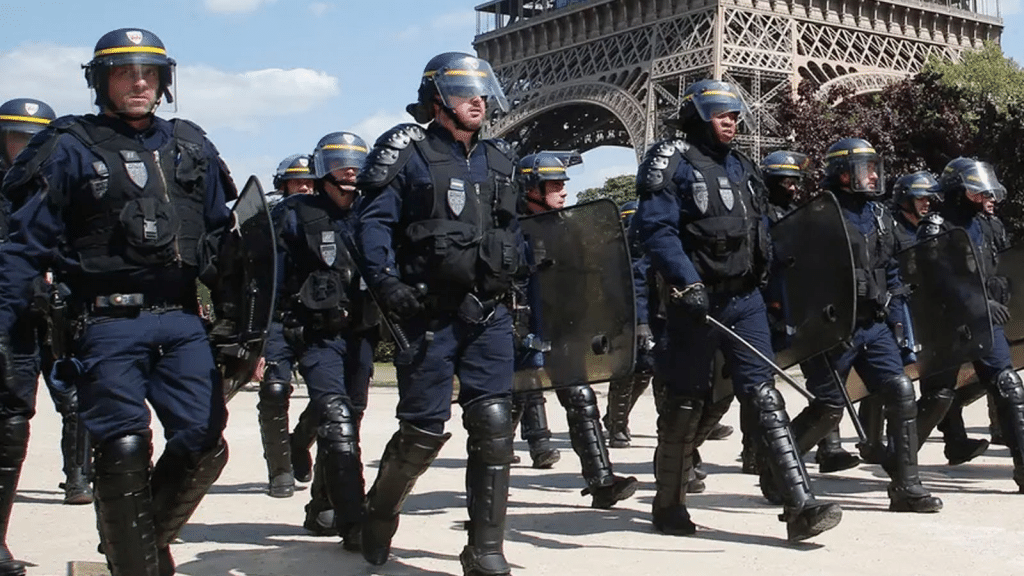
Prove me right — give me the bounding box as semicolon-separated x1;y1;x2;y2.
258;322;300;483
77;309;228;575
363;306;514;569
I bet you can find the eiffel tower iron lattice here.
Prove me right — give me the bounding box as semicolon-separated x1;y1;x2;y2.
473;0;1002;161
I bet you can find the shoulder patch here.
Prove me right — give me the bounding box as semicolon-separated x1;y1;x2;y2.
356;124;420;191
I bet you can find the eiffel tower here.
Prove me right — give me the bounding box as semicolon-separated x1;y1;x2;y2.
473;0;1003;160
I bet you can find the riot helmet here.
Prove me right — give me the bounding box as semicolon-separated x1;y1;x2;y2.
83;28;177;115
938;157;1006;204
0;98;56;167
272;154;314;194
761;149;808;205
892;171;940;218
406;52;510;124
519;150;581;213
311;132;369;180
620;200;638;231
665;79;751;133
823;138;884;196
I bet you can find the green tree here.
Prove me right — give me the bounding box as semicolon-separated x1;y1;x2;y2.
924;41;1024;110
576;174;637;205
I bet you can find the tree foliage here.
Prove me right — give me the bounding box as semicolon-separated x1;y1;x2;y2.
776;42;1024;239
577;174;637;206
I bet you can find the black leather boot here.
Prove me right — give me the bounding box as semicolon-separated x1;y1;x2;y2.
291;401;319;483
53;386;93;505
303;451;337;536
94;433;160;576
604;375;635;448
0;417;28;576
318;395;364;551
151;439;229;575
362;423;450;566
512;372;559;469
791;402;859;473
750;383;843;541
883;375;942;513
557;385;637;509
856;394;887;464
460;397;513;576
652;396;701;535
257;380;294;497
915;386;955;451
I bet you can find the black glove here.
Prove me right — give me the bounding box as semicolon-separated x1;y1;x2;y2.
668;282;709;324
378;276;423;319
989;299;1011;325
636;323;654;351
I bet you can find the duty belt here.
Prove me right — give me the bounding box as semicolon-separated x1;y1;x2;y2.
705;276;754;296
88;293;191;315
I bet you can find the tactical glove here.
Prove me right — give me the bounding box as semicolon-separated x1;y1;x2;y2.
378;276;423;319
668;283;709;324
989;299;1011;325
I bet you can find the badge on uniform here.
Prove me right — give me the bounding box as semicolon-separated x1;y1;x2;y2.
320;230;337;266
693;180;709;214
448;178;466;216
91;161;109;199
120;150;148;189
717;176;734;211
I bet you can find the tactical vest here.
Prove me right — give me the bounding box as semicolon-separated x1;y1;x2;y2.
976;214;1007;280
677;145;769;287
398;133;520;296
57;117;208;275
844;201;894;320
891;210;918;253
282;197;366;334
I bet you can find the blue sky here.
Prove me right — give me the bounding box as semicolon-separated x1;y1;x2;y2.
1;0;1021;203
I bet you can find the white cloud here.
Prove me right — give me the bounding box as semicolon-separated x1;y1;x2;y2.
390;11;476;43
204;0;275;14
0;43;94;115
349;110;418;143
170;65;339;132
308;2;331;17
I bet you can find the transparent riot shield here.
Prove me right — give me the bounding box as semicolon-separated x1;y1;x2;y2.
221;175;278;400
514;199;635;391
769;192;857;369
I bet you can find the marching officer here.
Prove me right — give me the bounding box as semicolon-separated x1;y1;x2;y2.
634;79;843;541
355;52;522;576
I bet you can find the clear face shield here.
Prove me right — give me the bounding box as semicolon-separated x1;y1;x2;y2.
847;154;884;196
0;128;34;166
960;162;1006;203
313;145;368;180
691;88;755;129
92;58;177;115
432;57;510;115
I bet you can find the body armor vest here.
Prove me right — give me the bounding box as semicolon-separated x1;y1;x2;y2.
678;146;769;286
891;210;918;253
59;118;207;275
398;133;520;296
843;201;893;320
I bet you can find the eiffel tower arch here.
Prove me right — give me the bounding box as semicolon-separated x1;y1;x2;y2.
473;0;1003;161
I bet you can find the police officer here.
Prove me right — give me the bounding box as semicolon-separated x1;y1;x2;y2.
789;138;942;513
518;152;638;506
635;79;842;541
855;171;945;464
355;52;521;576
0;28;237;575
257;153;317;500
273;131;377;549
759;151;861;477
919;158;1021;480
1;98;94;507
603;200;654;448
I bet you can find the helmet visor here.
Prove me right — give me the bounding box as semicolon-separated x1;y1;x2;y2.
432;58;510;114
960;162;1006;202
848;154;884;196
689;88;753;127
313;144;369;178
1;130;32;166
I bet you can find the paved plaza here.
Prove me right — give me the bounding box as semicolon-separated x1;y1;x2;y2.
9;372;1024;575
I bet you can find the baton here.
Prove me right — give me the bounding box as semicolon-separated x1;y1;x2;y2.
339;231;413;351
706;316;814;401
825;355;868;443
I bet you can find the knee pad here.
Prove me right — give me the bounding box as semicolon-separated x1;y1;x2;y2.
259;380;292;405
883;374;916;419
558;384;600;421
0;416;30;464
748;382;789;430
995;369;1024;405
317;395;358;449
95;433;153;496
463;396;514;465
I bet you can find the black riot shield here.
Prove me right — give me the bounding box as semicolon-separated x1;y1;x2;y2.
769;192;857;369
514;199;635;392
897;228;993;378
220;175;277;401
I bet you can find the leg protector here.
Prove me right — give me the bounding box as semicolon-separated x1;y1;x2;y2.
916;388;955;451
362;422;451;566
557;385;637;508
303;451;337;537
518;391;558;469
857;395;887;465
151;439;229;551
93;433;159;576
791;401;843;455
0;417;28;576
651;397;701;536
257;380;294;497
749;383;843;541
992;369;1024;491
291;402;319;483
988;391;1004;445
738;401;760;475
317;395;364;551
54;387;93;505
883;375;942;512
603;376;635;448
460;397;514;576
